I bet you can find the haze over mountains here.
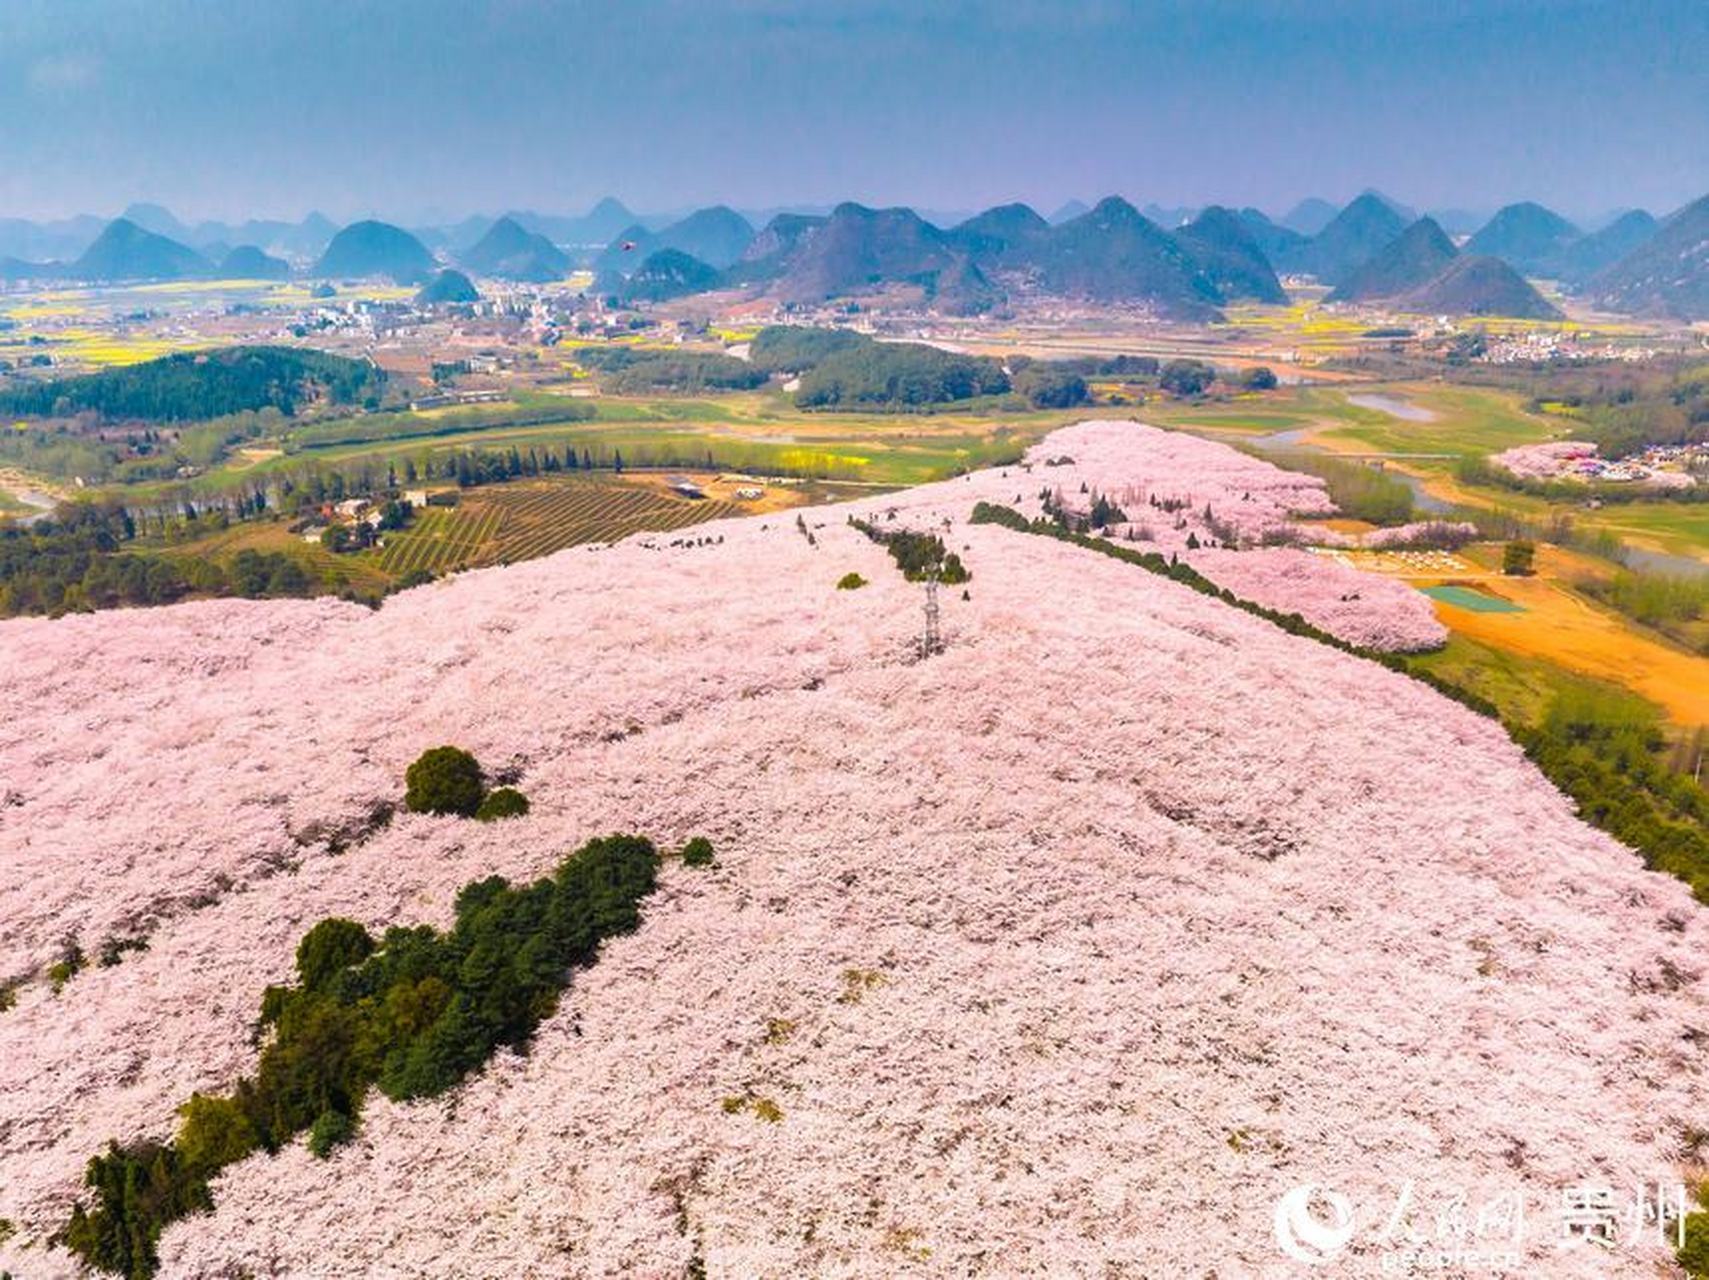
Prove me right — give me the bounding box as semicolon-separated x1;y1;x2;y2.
1326;217;1562;320
1;189;1706;319
1588;193;1709;319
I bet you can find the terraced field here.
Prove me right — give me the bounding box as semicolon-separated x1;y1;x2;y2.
371;479;740;576
374;507;504;576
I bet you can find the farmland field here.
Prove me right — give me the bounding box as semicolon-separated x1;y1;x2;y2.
139;392;1073;498
368;477;743;576
373;506;504;576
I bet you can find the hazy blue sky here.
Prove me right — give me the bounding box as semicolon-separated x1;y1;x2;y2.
2;0;1704;223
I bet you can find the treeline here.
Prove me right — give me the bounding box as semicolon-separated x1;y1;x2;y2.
61;834;666;1279
796;340;1010;409
0;504;312;617
0;422;122;483
0;347;382;423
747;327;868;373
1516;693;1709;894
1577;569;1709;653
970;501;1709;899
1565;362;1709;460
746;328;1271;411
0;409;296;486
574;347;767;394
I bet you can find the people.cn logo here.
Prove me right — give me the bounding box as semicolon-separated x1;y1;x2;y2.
1274;1184;1357;1264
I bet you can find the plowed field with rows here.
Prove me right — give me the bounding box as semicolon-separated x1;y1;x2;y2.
372;479;739;576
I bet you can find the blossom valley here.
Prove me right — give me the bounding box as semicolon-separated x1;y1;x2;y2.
1;421;1705;1276
7;10;1709;1270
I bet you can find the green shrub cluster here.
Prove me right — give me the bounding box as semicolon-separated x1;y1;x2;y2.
474;787;530;822
403;746;485;817
749;326;1008;410
747;327;868;374
1680;1189;1709;1276
849;518;969;584
60;835;660;1279
794;340;1010;410
680;836;715;867
403;748;531;821
1159;359;1216;397
836;572;867;590
1502;540;1536;576
1009;364;1090;408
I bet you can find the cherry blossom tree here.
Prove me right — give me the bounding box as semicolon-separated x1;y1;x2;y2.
0;420;1699;1278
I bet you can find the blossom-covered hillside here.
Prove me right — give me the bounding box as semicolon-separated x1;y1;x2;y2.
0;422;1700;1276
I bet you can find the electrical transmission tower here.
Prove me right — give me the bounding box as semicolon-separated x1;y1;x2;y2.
919;574;942;658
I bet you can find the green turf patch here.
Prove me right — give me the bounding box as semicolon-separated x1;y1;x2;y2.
1421;584;1527;613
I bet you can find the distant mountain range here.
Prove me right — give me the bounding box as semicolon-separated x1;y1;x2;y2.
219;245;291;280
1550;210;1658;285
0;190;1704;318
460;216;570;282
600;196;1232;319
1174;206;1287;304
1589;194;1709;319
594;206;757;277
1328;218;1459;303
1402;255;1563;319
1463;202;1581;275
1323;216;1559;318
1282;194;1410;285
619;249;724;302
72;218;211;282
1279;197;1339;237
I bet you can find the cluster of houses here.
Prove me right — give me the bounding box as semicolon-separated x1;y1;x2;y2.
1477;330;1656;365
1581;443;1702;488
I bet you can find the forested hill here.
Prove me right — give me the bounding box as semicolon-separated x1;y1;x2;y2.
0;347;383;422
